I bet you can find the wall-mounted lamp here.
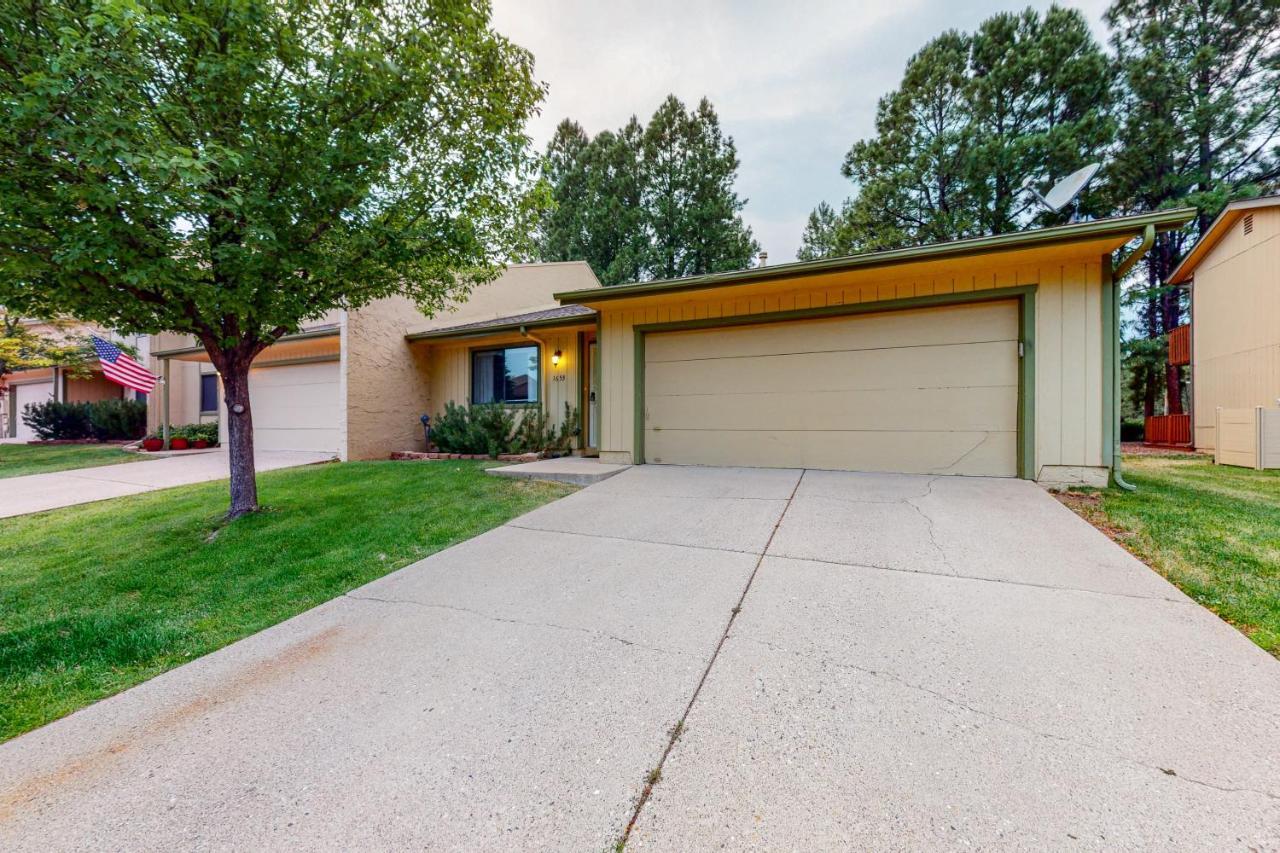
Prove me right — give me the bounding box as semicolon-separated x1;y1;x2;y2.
552;349;562;367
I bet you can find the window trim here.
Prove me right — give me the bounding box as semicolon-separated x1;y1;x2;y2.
469;343;541;406
199;372;219;415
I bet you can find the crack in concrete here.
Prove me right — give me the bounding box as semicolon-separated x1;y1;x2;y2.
902;477;958;576
342;592;692;659
503;523;766;557
615;470;807;848
770;552;1195;606
733;635;1279;802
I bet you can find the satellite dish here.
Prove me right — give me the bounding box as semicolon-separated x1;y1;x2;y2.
1025;163;1101;219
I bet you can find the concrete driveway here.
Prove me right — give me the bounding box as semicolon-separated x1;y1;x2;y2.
0;449;334;518
1;466;1277;850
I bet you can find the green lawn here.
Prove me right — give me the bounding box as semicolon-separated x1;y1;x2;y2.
1063;454;1280;657
0;460;573;742
0;442;144;479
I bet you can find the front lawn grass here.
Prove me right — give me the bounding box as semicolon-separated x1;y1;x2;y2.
1061;454;1280;657
0;442;144;479
0;460;573;742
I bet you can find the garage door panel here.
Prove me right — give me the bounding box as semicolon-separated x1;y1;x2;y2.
645;428;1017;477
647;385;1017;433
13;382;55;441
647;301;1017;363
642;301;1019;477
645;340;1018;397
220;361;340;453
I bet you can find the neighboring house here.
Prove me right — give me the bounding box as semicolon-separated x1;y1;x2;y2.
1168;195;1280;454
2;319;150;440
150;210;1194;487
149;262;602;460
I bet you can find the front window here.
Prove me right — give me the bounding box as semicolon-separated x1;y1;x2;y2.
471;345;539;405
200;373;219;413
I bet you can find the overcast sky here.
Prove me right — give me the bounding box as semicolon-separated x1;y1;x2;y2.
491;0;1112;263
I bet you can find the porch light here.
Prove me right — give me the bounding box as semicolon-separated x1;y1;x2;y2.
552;349;562;367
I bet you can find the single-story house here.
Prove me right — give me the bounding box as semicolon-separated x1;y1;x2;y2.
1168;195;1280;456
3;320;150;440
149;262;603;459
152;209;1195;487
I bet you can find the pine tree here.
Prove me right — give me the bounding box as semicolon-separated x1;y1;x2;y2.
1107;0;1280;416
805;6;1114;258
538;95;757;283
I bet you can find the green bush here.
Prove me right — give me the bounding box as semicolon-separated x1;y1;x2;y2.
21;399;147;441
170;422;219;444
21;401;92;440
87;399;148;441
431;402;580;456
1121;419;1144;442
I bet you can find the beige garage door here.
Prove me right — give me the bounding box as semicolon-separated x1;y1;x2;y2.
219;360;340;454
643;300;1020;476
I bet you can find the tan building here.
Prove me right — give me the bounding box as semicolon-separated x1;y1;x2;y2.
149;262;603;460
1168;195;1280;453
559;209;1191;487
150;210;1193;486
3;319;149;440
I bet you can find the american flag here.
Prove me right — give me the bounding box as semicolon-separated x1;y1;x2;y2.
92;336;158;394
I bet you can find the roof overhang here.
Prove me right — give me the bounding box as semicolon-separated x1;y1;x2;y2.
1168;195;1280;284
556;209;1196;307
153;326;340;363
405;308;596;342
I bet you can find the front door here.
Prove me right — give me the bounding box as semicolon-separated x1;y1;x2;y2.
587;339;600;452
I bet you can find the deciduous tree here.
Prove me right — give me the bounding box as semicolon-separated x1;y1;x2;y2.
0;0;545;518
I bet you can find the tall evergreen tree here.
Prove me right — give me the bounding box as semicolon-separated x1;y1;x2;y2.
799;5;1114;259
1107;0;1280;416
538;95;758;283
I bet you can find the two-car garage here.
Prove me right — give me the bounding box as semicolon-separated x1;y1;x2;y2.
641;300;1021;477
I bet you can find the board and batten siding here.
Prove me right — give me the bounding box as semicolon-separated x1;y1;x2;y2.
1192;207;1280;451
596;255;1106;481
425;326;587;431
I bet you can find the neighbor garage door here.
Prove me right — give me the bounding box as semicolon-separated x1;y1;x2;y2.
642;300;1020;476
220;360;340;454
13;381;54;441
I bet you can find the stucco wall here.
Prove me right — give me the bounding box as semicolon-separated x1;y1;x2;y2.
1192;206;1280;450
408;262;601;333
591;249;1106;481
344;296;433;460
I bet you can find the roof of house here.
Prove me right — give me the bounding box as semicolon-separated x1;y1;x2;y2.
1167;195;1280;284
556;208;1196;305
404;304;596;341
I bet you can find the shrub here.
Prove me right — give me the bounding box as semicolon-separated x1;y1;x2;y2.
1121;419;1144;442
22;401;93;440
171;422;219;444
431;402;580;457
22;398;150;441
87;399;148;441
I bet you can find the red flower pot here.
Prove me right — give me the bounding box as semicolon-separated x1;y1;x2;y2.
169;437;190;450
193;439;209;449
142;438;164;452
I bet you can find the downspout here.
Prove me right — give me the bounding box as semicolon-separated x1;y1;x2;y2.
1109;223;1156;491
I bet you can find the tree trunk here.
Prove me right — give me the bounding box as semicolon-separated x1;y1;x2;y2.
219;356;259;519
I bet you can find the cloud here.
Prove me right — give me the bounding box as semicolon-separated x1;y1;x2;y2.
493;0;1114;263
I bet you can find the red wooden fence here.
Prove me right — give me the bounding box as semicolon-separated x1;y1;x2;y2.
1144;414;1192;446
1168;324;1191;366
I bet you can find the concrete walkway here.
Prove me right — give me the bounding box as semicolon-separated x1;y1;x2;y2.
0;467;1277;850
0;449;335;518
